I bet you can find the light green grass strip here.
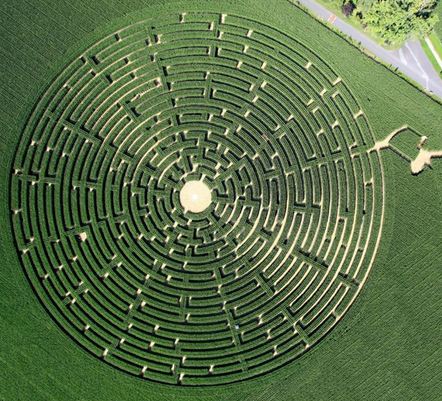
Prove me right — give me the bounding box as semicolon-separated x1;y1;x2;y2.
428;32;442;61
422;33;442;76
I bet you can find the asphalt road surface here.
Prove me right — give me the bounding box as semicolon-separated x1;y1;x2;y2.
297;0;442;100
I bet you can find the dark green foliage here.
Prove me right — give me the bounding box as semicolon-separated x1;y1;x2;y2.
435;1;442;37
354;0;439;44
342;2;357;17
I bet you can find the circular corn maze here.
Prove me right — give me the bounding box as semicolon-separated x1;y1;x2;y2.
10;12;384;385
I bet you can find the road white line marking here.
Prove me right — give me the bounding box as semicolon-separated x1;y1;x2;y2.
399;48;408;66
405;42;428;80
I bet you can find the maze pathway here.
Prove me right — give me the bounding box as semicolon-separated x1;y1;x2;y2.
10;11;384;385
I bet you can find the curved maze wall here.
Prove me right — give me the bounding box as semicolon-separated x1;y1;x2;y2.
11;12;384;385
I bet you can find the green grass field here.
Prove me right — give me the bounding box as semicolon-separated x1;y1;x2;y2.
0;0;441;400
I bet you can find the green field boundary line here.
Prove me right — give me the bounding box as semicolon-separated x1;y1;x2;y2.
287;0;442;106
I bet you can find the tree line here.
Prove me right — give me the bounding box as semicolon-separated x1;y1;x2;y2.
328;0;439;45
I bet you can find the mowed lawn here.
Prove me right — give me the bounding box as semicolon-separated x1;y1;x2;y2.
0;1;441;401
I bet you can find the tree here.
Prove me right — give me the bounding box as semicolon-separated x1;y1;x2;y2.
353;0;375;13
354;0;439;44
342;2;357;17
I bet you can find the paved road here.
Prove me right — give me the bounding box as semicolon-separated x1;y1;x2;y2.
297;0;442;99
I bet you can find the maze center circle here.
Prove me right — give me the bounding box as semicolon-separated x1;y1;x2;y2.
180;181;212;213
10;11;384;385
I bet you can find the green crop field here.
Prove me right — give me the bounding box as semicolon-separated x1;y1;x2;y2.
0;1;441;400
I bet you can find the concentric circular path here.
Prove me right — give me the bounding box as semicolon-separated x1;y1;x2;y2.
10;11;384;385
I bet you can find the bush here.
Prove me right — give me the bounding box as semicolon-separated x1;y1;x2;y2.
342;2;356;17
361;1;438;45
